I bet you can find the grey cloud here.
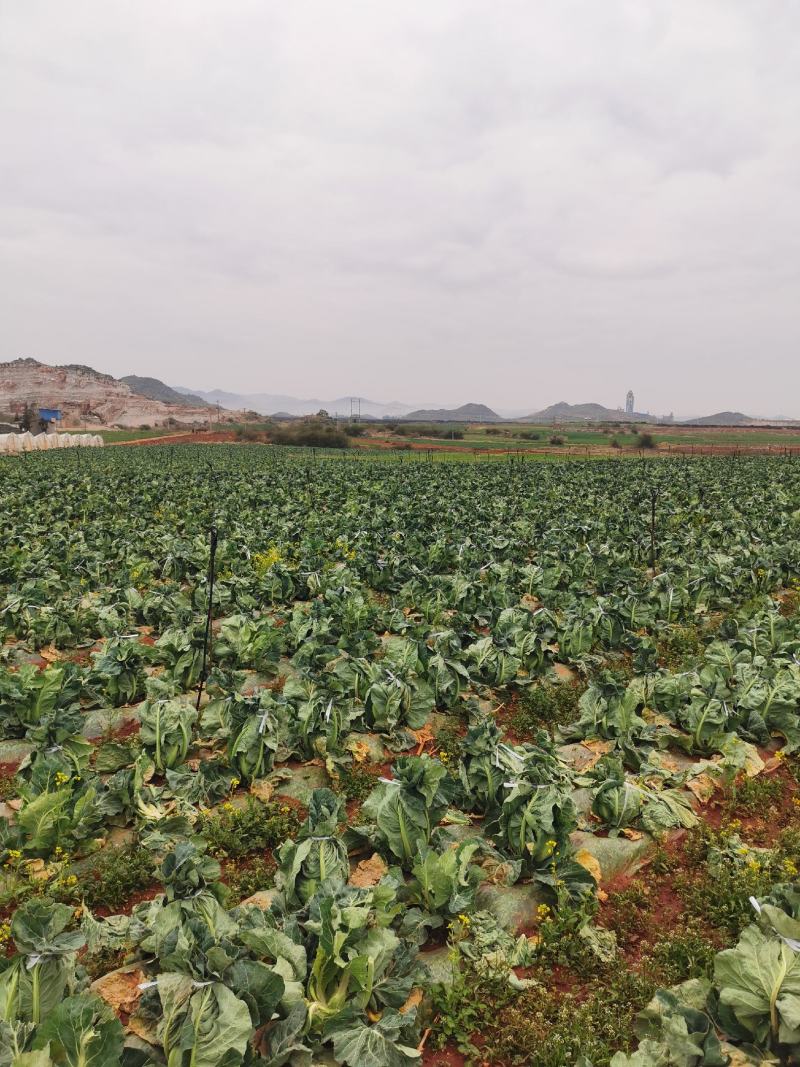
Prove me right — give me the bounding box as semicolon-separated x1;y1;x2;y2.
1;1;799;415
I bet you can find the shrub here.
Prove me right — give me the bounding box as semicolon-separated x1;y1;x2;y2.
235;424;264;442
637;432;656;449
549;434;564;446
270;422;351;449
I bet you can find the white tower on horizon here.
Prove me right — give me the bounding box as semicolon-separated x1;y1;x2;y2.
625;390;634;415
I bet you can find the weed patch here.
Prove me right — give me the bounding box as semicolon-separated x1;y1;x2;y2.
197;798;300;859
512;681;582;738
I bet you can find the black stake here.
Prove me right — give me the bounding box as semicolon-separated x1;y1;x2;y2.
649;488;659;573
196;525;219;711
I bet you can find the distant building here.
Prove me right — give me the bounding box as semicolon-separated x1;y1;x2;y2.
38;408;62;433
625;390;634;415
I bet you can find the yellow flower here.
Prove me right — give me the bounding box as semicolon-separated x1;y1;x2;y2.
230;778;240;790
222;802;235;813
438;750;450;764
537;903;551;919
254;546;283;576
280;805;291;814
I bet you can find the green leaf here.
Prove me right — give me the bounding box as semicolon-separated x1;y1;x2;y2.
329;1010;421;1067
715;924;800;1046
175;983;251;1067
32;994;124;1067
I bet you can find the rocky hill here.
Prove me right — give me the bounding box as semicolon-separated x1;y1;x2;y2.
0;359;222;428
121;375;210;408
683;411;753;426
520;401;657;423
401;403;501;422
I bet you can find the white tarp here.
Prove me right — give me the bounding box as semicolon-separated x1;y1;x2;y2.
0;431;104;454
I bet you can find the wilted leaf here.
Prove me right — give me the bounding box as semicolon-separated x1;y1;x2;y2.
92;967;145;1016
686;773;717;803
574;847;602;884
349;853;388;889
250;779;275;803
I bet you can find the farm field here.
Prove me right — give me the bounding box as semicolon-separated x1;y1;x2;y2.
364;423;800;457
1;446;800;1065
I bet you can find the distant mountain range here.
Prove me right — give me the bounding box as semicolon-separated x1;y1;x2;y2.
399;401;655;423
173;387;420;420
4;360;796;427
163;387;799;426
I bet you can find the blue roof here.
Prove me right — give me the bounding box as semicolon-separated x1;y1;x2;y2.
38;408;62;421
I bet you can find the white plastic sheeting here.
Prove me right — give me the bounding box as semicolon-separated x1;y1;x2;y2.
0;432;104;454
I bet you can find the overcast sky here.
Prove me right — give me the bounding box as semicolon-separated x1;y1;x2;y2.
2;2;799;416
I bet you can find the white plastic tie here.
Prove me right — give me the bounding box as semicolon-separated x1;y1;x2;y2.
750;897;800;951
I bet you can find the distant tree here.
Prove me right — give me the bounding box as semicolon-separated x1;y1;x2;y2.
637;432;656;449
316;409;330;419
19;403;35;431
549;434;564;446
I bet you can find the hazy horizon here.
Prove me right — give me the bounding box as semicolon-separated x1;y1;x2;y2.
2;3;799;416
